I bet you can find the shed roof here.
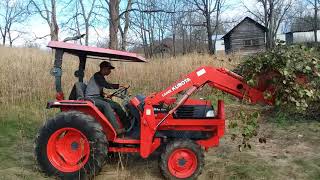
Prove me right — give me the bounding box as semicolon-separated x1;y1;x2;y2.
286;29;320;34
222;17;267;39
214;35;224;40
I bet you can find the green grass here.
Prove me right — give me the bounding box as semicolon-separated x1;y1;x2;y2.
266;108;320;128
0;105;50;179
0;109;39;169
208;91;234;107
226;156;275;180
205;152;275;180
293;158;320;180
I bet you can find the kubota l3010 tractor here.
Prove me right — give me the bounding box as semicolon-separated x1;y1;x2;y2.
34;41;273;179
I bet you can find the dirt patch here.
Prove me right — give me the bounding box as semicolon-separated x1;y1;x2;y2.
92;122;320;180
199;122;320;180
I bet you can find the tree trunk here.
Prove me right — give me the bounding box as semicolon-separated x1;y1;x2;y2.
188;12;192;53
147;15;154;58
142;28;149;58
189;26;192;52
269;1;275;48
206;15;214;54
8;31;12;47
161;29;164;58
75;5;82;45
141;29;146;57
85;23;89;45
121;29;128;50
263;0;270;49
314;0;318;42
173;32;176;57
122;0;131;50
2;29;7;45
51;0;59;41
213;35;217;53
213;0;221;54
79;0;96;46
2;35;5;45
182;28;186;55
149;30;153;57
109;0;119;49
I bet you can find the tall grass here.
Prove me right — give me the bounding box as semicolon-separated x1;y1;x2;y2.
0;46;240;116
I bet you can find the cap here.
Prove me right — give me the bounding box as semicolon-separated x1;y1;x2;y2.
100;61;115;69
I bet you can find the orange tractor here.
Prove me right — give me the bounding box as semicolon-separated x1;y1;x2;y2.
35;41;272;179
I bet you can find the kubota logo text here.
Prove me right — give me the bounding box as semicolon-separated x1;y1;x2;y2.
162;78;191;97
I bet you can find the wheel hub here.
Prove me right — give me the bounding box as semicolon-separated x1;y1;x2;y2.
71;141;79;150
168;148;197;178
178;158;186;166
47;128;90;172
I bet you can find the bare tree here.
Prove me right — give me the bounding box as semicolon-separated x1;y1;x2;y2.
117;0;224;56
0;0;29;46
118;0;132;50
306;0;319;42
130;0;156;57
168;0;186;56
244;0;293;49
171;4;177;56
97;0;133;50
212;0;222;53
66;0;97;45
108;0;120;49
153;1;170;57
188;0;224;54
29;0;59;41
130;0;215;56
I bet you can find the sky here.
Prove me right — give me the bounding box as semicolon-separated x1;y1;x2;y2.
1;0;289;48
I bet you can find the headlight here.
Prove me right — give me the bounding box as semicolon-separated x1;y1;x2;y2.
206;110;215;117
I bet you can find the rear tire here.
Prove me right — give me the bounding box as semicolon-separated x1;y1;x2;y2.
34;111;108;179
159;139;204;180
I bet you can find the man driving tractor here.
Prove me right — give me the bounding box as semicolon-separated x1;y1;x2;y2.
85;61;128;134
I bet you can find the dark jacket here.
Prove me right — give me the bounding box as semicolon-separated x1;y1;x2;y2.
85;72;119;97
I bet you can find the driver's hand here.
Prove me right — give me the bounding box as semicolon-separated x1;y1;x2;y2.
103;92;112;99
106;94;112;99
120;84;130;89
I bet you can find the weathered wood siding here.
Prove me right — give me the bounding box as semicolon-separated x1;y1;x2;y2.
224;36;231;53
225;18;266;55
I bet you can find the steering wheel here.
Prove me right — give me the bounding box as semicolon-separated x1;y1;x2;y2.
106;85;130;99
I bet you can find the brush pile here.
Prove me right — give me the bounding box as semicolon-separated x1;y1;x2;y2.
236;44;320;118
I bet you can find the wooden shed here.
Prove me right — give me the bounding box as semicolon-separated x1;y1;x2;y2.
222;17;267;55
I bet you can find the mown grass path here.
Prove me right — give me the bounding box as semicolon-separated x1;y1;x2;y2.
0;107;319;180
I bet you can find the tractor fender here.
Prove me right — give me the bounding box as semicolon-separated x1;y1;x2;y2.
47;100;117;141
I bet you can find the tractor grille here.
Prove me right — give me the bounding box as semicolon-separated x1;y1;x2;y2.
174;105;209;119
156;131;213;140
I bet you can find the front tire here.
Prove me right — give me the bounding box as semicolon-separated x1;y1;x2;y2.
34;111;108;179
159;139;204;180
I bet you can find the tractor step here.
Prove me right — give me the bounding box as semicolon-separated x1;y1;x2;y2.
113;138;140;144
109;147;140;153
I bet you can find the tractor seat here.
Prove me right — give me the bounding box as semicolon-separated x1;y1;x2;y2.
69;82;87;100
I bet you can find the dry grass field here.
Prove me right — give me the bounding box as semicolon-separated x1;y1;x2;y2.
0;46;319;180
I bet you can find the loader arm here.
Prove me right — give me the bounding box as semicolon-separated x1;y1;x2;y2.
147;66;273;105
